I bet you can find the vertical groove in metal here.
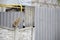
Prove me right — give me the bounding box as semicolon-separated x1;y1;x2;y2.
35;6;60;40
1;12;3;26
0;13;1;25
4;12;6;26
8;12;9;27
57;7;60;40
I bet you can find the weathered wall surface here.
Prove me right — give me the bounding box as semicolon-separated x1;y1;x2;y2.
0;28;14;40
15;27;33;40
0;27;33;40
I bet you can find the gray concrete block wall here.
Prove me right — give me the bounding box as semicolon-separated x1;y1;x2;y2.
35;5;60;40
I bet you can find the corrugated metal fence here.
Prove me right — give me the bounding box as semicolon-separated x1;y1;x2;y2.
35;5;60;40
0;12;24;29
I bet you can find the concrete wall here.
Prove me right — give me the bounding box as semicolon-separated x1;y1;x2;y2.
0;28;14;40
0;27;33;40
35;4;60;40
15;27;33;40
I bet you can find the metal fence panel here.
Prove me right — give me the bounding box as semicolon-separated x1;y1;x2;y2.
0;12;24;29
35;6;60;40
